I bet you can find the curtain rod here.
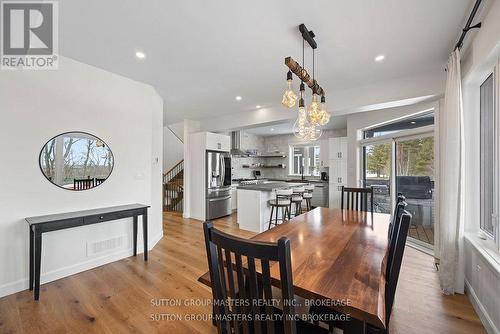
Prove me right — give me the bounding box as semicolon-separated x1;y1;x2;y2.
454;0;483;50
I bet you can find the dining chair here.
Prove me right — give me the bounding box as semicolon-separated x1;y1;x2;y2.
303;184;314;211
291;186;305;217
73;178;94;190
388;194;407;242
367;211;412;334
203;222;329;334
268;189;293;230
310;212;412;334
341;186;374;213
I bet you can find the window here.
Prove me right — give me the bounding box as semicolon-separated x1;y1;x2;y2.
363;112;434;139
360;111;435;250
480;73;496;237
289;145;320;176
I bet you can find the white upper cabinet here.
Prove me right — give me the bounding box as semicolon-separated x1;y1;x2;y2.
205;132;230;152
319;139;329;167
328;137;347;160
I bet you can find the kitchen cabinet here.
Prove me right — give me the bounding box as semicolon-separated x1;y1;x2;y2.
329;159;347;185
230;185;238;211
206;132;230;152
328;137;347;160
311;183;329;208
329;185;343;209
319;139;329;168
328;136;347;208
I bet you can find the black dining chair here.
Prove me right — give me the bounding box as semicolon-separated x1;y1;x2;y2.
367;211;412;334
73;177;94;190
341;186;374;213
203;222;329;334
388;194;407;242
310;212;412;334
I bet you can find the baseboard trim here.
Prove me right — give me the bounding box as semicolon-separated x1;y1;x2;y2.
0;231;163;298
465;278;499;334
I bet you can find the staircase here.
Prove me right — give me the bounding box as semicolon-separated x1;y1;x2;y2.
163;160;184;212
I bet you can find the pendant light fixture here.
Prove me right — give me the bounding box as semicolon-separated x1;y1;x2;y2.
283;24;330;141
282;70;298;108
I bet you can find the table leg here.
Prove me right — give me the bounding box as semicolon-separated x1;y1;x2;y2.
34;229;42;300
133;216;138;256
29;227;34;290
143;210;148;261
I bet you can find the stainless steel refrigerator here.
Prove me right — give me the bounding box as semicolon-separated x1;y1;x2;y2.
206;151;232;220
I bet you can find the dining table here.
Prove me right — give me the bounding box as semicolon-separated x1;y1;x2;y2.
198;207;391;333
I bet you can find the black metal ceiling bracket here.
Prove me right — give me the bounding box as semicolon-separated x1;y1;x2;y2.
299;23;317;49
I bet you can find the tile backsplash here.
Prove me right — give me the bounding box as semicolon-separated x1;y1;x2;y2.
231;129;347;180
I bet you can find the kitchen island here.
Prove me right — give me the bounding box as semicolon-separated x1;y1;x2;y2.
237;182;303;232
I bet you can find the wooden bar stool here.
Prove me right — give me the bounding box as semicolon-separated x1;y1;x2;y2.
291;186;305;217
303;184;314;211
268;188;293;230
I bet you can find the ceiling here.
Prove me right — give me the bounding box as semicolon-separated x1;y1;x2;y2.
58;0;472;125
245;115;348;137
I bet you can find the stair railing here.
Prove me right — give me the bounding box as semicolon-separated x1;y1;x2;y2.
163;160;184;212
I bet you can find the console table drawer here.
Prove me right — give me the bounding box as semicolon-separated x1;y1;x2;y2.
39;218;84;232
84;210;141;225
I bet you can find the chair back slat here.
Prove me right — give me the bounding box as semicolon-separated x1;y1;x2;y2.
385;211;411;324
341;186;374;213
234;253;250;334
261;259;275;334
247;257;262;334
203;222;297;334
386;200;407;279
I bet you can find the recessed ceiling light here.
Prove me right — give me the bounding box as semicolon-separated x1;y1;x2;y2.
135;51;146;59
270;128;275;131
235;96;242;101
256;105;262;109
375;55;385;62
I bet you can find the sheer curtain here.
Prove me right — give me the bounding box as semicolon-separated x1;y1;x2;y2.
437;49;465;294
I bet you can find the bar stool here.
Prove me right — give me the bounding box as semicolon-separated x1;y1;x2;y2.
291;186;305;217
303;184;314;211
268;188;293;230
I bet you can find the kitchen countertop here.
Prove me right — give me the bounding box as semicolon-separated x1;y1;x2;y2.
267;178;328;184
237;182;305;192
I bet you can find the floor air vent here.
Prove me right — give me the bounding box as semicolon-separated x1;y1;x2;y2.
87;235;127;256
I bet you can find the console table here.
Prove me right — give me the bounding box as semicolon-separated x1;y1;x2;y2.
25;204;150;300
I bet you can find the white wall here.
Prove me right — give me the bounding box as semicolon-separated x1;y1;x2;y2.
183;119;201;218
163;126;184;172
0;56;164;297
460;0;500;332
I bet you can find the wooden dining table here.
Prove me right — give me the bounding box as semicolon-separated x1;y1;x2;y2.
198;207;391;332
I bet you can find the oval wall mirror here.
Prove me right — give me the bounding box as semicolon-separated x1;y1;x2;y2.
39;132;114;190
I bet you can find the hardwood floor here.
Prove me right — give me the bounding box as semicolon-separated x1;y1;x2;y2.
0;212;485;334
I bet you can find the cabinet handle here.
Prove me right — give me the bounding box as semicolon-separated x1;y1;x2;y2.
338;177;342;183
339;152;342;158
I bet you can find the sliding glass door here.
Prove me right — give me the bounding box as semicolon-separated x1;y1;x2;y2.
396;136;435;247
363;142;392;214
360;111;436;251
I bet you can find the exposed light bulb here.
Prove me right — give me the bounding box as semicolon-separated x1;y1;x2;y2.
308;94;322;125
319;95;330;126
282;71;298;108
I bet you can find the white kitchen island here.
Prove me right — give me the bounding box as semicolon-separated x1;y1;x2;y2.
237;182;303;233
